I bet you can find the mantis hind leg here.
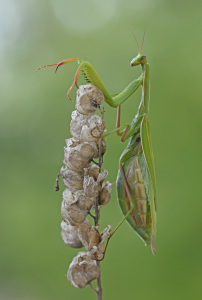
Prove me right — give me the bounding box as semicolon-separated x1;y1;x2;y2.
100;164;135;260
111;164;136;234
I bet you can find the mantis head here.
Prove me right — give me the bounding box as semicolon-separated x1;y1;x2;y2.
130;54;147;67
130;30;147;67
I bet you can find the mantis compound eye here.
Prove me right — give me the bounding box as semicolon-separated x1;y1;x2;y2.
140;56;146;61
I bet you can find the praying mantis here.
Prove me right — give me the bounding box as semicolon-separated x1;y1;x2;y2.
37;39;157;254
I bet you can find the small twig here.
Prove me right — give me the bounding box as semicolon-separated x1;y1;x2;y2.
91;159;99;166
89;282;97;293
98;136;104;168
88;211;96;221
96;261;102;300
55;173;61;191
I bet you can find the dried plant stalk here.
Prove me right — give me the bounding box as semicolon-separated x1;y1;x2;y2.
56;84;112;300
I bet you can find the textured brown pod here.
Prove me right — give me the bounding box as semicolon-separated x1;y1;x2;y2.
99;181;112;206
64;141;95;172
61;198;88;225
63;189;95;213
65;137;105;161
78;222;100;250
75;84;105;115
70;111;106;143
83;165;108;199
70;110;90;140
76;194;95;211
67;252;100;288
61;221;83;248
60;167;84;191
80;114;106;142
88;225;112;260
92;138;107;158
61;218;100;251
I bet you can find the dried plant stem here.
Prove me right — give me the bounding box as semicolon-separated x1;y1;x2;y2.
94;112;105;300
96;261;102;300
57;85;111;297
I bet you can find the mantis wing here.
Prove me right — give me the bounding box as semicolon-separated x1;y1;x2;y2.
141;115;157;236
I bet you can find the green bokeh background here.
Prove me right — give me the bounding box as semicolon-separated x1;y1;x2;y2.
1;0;202;299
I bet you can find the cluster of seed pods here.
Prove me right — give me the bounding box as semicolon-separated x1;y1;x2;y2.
58;84;112;289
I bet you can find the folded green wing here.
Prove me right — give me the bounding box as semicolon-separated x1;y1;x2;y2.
140;116;157;236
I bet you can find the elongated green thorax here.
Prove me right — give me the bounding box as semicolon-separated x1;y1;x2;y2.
136;64;150;116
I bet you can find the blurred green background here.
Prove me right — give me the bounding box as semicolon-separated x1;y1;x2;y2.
0;0;202;299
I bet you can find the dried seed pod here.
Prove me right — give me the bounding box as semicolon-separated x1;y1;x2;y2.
89;225;112;260
76;84;104;115
61;218;100;250
67;139;106;160
64;141;95;172
83;176;100;199
67;252;100;288
63;189;95;213
99;181;112;206
70;110;106;143
61;221;83;248
70;110;91;140
60;167;84;191
76;194;95;211
83;165;108;199
62;189;78;205
61;199;88;225
65;137;105;160
80;115;106;142
85;164;100;178
65;137;80;148
91;138;107;158
78;222;100;250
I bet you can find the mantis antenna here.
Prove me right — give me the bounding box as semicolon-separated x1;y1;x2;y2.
130;28;140;53
130;28;146;54
140;29;146;53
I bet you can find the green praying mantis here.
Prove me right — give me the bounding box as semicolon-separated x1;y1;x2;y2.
37;38;157;255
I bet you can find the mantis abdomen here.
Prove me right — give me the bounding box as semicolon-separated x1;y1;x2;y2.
117;151;152;246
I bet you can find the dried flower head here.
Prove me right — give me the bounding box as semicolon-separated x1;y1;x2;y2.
67;252;100;288
70;110;89;140
76;85;104;115
60;167;84;191
61;198;88;225
80;114;106;142
88;225;112;260
99;181;112;206
78;222;100;250
64;140;95;172
54;84;112;296
63;189;95;213
61;220;83;248
83;165;108;199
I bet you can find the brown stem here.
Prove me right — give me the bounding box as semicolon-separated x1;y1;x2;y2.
94;109;104;300
96;261;102;300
